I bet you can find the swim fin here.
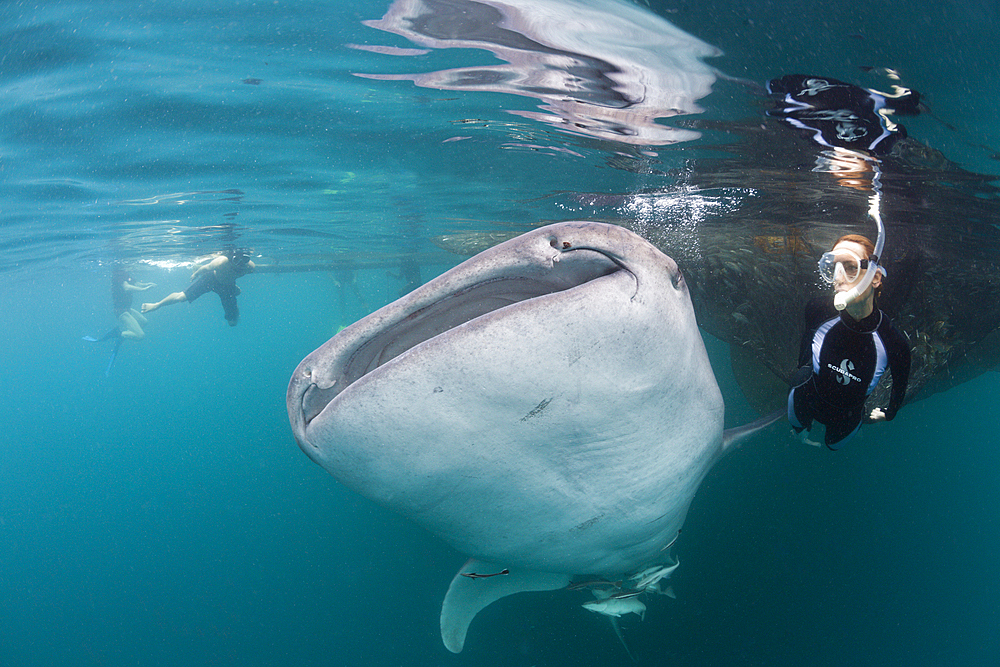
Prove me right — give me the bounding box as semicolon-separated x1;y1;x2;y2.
83;327;122;343
104;337;123;377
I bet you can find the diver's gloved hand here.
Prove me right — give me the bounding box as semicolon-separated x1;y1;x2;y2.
869;407;887;422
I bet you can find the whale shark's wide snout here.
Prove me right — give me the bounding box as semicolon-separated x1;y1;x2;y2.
286;216;724;586
287;221;686;460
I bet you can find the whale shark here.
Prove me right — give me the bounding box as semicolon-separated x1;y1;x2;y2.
287;221;780;652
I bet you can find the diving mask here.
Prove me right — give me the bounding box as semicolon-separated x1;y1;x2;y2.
818;249;868;284
818;247;886;310
818;249;886;285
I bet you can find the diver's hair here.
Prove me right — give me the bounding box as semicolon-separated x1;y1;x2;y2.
832;234;875;257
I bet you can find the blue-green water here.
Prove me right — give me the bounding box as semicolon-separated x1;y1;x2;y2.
2;1;999;665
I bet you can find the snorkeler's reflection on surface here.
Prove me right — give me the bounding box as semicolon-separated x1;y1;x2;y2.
352;0;721;145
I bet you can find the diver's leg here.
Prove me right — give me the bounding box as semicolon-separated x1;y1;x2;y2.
824;414;862;451
119;311;144;340
220;293;239;326
142;291;187;313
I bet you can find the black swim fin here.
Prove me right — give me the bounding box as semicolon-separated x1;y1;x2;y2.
100;326;123;341
83;327;122;343
104;337;123;377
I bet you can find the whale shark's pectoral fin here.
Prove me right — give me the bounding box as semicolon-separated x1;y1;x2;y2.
440;559;571;653
719;407;785;457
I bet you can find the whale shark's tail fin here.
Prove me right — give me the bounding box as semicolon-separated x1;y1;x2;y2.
720;408;785;457
440;559;570;653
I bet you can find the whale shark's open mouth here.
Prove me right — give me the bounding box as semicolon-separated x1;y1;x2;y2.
297;246;626;428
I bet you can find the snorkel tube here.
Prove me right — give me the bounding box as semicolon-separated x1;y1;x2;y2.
834;163;886;310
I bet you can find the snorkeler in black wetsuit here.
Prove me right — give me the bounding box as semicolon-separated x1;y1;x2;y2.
142;248;255;326
766;74;921;156
789;296;911;448
788;235;911;450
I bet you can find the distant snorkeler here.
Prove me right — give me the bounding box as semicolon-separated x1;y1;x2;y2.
766;74;921;156
142;248;255;326
787;235;911;450
83;267;156;376
111;266;155;340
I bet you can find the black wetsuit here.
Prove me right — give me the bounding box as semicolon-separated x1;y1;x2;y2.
183;255;252;324
766;74;920;156
788;297;911;449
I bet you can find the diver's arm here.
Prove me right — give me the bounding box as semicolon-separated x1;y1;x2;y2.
883;324;912;421
797;325;813;369
797;297;830;369
870;321;912;422
191;255;227;280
